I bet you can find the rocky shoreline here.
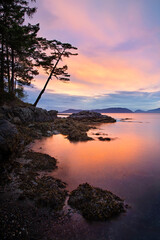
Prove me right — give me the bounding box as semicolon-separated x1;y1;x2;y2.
0;106;127;239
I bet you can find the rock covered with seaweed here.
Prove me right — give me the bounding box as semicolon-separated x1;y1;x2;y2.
54;118;93;142
68;183;126;221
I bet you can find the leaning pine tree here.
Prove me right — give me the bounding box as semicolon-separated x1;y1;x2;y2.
33;41;78;106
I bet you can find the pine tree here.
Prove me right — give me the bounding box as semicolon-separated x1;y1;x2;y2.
0;0;37;95
0;0;78;103
33;40;78;106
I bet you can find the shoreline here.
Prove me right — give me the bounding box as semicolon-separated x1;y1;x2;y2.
0;106;126;239
0;125;69;239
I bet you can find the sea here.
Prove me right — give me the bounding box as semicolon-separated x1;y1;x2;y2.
32;113;160;240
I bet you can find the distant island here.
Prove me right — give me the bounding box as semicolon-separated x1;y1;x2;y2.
61;107;160;113
135;108;160;113
61;107;132;113
61;107;133;113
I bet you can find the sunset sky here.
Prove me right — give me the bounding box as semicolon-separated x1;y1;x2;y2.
26;0;160;111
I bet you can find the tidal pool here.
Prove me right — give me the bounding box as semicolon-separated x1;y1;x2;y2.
32;113;160;240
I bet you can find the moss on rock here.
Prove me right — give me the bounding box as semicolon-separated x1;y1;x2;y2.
68;183;125;221
23;151;57;172
19;176;67;210
54;118;93;142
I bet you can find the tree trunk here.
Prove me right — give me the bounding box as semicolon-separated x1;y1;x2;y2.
6;43;11;93
33;51;64;107
0;36;4;94
11;48;15;94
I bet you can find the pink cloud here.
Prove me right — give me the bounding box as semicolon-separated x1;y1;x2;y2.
31;0;160;99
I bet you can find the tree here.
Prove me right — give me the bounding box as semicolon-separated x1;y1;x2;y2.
33;41;78;106
0;0;37;95
0;0;78;103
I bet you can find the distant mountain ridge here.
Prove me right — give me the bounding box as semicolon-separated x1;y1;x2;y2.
135;108;160;113
61;107;133;113
61;109;83;113
61;107;160;113
91;107;133;113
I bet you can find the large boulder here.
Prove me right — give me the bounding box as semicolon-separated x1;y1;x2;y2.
0;106;58;123
69;111;116;123
0;120;18;161
68;183;125;221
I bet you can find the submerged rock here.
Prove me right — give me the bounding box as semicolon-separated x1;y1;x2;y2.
68;183;125;221
69;111;116;123
98;137;111;141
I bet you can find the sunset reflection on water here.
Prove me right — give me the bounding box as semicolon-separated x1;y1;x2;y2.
32;113;160;240
32;113;160;192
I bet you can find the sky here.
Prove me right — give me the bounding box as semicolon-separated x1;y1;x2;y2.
25;0;160;111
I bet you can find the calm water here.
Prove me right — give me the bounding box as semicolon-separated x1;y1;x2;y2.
32;113;160;240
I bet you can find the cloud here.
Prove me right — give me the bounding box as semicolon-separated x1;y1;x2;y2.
25;85;160;111
111;39;146;52
26;0;160;110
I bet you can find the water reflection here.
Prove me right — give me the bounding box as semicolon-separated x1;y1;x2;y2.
32;113;160;240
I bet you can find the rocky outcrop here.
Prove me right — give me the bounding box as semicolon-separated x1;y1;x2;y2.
68;183;125;221
54;118;93;142
0;106;57;123
0;120;18;161
0;106;58;161
69;111;116;123
98;137;111;141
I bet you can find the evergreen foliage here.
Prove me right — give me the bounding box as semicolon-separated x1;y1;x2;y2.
0;0;77;104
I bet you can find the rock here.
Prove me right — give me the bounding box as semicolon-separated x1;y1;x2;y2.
0;106;58;123
54;118;93;142
67;128;93;142
28;123;35;128
48;110;58;119
98;137;111;141
69;111;116;123
19;176;67;210
23;151;57;172
52;130;60;135
0;120;18;161
68;183;125;221
47;130;52;135
33;107;56;122
120;118;132;121
13;117;21;124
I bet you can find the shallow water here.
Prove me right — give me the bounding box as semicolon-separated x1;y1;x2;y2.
32;113;160;240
